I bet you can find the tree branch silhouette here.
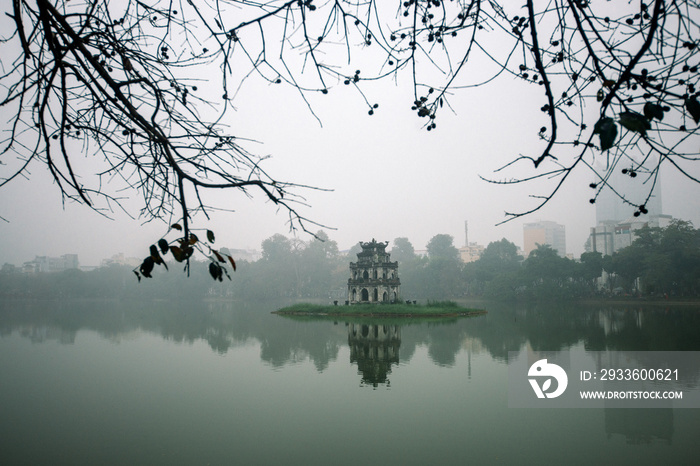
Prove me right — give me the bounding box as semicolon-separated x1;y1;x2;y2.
2;1;699;278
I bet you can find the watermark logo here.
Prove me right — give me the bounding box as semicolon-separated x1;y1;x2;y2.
528;359;568;399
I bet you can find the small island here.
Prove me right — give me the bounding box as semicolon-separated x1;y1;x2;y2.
272;301;487;318
273;240;487;319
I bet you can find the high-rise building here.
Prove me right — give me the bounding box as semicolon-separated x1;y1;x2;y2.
586;168;666;255
595;169;662;224
585;214;674;256
523;221;566;258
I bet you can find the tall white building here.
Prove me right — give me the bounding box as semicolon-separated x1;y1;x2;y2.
523;221;566;258
586;169;666;255
585;214;674;256
595;169;662;224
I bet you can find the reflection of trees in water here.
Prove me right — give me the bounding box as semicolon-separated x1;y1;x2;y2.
0;299;347;371
460;303;700;362
581;306;700;387
0;299;264;354
422;323;469;367
259;319;344;372
348;324;400;388
605;408;674;445
595;306;700;352
18;326;76;345
4;299;699;445
3;300;700;379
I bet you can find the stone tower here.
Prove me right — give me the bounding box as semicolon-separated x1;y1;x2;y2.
347;239;400;304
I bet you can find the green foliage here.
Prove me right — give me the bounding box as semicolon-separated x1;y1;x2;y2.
274;301;483;317
608;220;700;296
426;234;460;262
420;258;465;299
6;223;699;302
425;300;461;308
466;240;524;299
236;231;346;299
464;221;700;299
395;254;428;299
0;262;215;300
396;234;465;300
391;237;417;264
578;252;603;286
471;238;522;284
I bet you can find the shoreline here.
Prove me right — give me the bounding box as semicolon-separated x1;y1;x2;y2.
272;309;488;318
272;301;488;318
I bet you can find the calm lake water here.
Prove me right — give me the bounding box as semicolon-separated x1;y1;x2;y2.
1;299;699;465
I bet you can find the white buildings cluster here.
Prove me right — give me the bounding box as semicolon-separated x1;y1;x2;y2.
523;221;567;258
584;214;674;256
583;170;668;256
0;172;680;273
20;254;79;274
463;169;674;263
459;221;485;263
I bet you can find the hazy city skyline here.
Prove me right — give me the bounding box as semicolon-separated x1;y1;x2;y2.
2;20;699;267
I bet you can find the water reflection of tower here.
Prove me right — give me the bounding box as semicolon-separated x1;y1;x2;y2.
348;324;401;388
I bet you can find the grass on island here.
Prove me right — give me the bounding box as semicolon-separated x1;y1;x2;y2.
272;300;486;318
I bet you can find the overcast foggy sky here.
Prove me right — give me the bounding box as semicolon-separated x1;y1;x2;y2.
2;6;700;267
3;73;699;268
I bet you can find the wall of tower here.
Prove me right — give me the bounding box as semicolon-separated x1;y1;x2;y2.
347;240;401;304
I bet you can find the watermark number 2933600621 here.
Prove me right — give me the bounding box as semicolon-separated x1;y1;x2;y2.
509;351;700;409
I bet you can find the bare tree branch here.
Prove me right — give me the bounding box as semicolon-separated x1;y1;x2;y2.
2;0;699;278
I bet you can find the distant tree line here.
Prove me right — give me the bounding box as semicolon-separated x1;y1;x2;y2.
2;221;699;301
600;220;700;297
0;230;348;301
398;220;700;300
